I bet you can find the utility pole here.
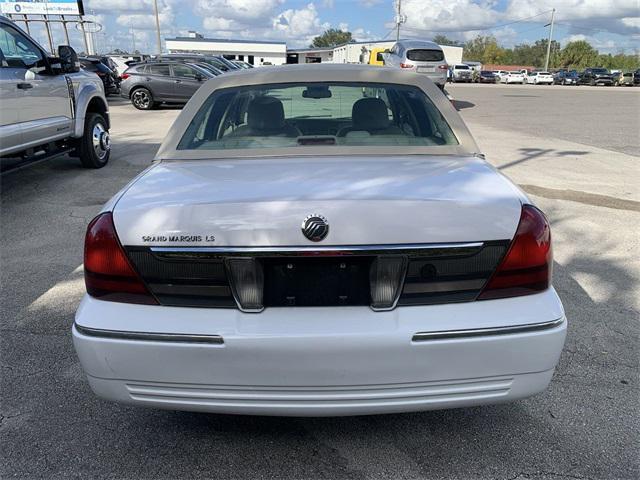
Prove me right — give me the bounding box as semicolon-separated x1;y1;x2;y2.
152;0;162;55
395;0;403;42
544;8;556;72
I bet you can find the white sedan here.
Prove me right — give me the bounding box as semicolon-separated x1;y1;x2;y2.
73;65;566;416
527;71;555;85
501;71;526;84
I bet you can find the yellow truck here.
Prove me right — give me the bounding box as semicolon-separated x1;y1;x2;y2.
368;47;387;66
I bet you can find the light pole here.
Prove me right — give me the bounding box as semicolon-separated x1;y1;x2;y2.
395;0;404;42
152;0;162;55
544;8;556;72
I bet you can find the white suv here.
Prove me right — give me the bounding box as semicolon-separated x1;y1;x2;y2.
383;40;448;88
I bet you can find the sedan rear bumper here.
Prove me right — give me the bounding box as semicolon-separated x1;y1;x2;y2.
73;289;566;416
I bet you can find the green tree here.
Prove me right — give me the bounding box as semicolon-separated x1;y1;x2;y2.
559;40;599;69
463;35;505;63
311;29;353;48
508;39;560;68
432;35;463;47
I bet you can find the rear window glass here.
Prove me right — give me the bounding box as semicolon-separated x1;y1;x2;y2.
177;82;458;151
148;64;170;76
406;49;444;62
454;65;469;70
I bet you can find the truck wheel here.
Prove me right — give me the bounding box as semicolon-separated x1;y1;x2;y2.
131;87;155;110
78;113;110;169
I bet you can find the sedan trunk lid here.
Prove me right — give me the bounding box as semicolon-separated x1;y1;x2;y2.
112;156;526;247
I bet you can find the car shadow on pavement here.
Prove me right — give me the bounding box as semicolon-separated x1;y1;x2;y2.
452;99;475;110
499;148;589;170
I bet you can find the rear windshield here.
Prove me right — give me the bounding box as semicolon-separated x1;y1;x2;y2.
592;68;609;74
177;82;458;151
406;49;444;62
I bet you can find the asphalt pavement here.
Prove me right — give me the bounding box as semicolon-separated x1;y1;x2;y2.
1;84;638;479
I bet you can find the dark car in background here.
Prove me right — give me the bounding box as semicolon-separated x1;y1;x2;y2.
120;61;215;110
232;60;254;69
190;62;224;77
635;69;640;85
476;70;497;83
554;70;579;85
156;53;239;72
79;57;120;95
578;68;614;86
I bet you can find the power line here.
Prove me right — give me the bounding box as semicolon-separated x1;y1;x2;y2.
381;27;396;40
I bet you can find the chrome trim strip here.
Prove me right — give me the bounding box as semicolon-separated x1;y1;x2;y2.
412;318;565;342
150;242;484;256
74;324;224;344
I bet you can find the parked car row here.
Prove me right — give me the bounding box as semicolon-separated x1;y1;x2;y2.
119;53;254;110
467;67;640;87
77;52;257;106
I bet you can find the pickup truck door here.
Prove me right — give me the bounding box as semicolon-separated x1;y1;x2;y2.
0;52;24;155
0;21;72;151
170;64;205;101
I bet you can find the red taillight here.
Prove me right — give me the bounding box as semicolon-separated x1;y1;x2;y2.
84;212;157;305
120;73;130;80
400;63;414;69
438;64;449;70
478;205;552;300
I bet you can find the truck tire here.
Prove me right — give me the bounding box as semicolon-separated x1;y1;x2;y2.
131;87;155;110
78;113;110;169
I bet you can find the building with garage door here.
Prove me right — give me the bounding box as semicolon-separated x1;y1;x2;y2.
165;32;287;66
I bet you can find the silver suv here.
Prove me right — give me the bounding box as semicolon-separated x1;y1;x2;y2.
0;16;111;171
382;40;448;88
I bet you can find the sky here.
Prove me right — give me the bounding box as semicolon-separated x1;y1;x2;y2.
13;0;640;55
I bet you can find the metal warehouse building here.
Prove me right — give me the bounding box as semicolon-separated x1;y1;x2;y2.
165;32;287;66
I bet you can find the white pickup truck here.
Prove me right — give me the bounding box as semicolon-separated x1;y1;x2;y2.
0;15;111;172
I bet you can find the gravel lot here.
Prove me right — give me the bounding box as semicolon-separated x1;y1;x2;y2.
1;83;638;480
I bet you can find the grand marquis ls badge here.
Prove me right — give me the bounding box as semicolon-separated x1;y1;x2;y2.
301;214;329;242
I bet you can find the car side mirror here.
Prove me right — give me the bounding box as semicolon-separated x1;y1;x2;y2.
58;45;80;74
194;73;205;81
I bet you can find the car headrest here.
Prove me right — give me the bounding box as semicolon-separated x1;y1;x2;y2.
352;97;390;131
247;96;285;132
